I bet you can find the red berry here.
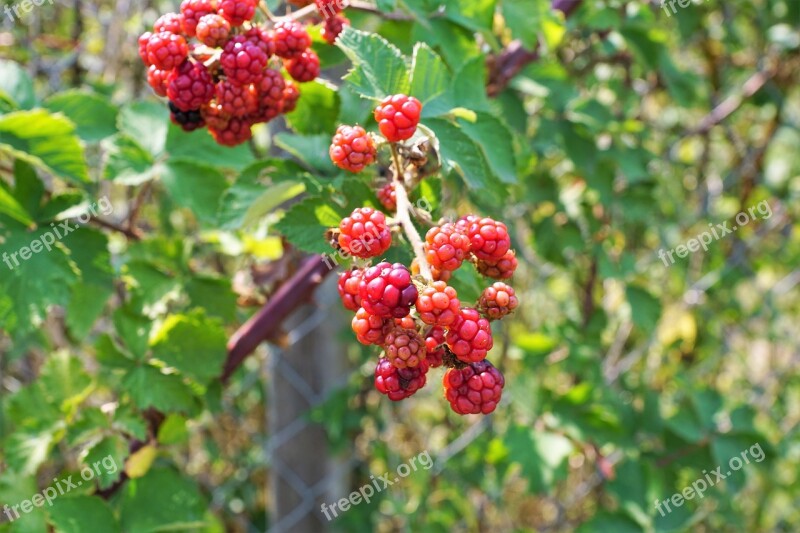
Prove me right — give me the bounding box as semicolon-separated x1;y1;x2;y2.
373;94;422;143
478;282;518;320
285;50;320;83
201;102;230;130
153;12;185;34
138;32;152;64
351;307;389;345
272;21;311;59
424;326;446;368
329;125;376;173
359;262;418;319
383;325;427;369
167;60;215;112
415;281;460;326
377;183;396;211
338;207;391;258
208;116;252;146
218;0;256;26
443;360;504;415
195;14;230;47
411;258;451;282
281;80;300;113
146;31;189;71
321;14;349;44
455;214;479;233
147;65;170;97
244;26;276;57
446;307;493;363
216;80;257;117
476;250;518;280
424;223;471;272
221;34;268;85
464;217;511;262
337;268;363;312
180;0;217;36
168;102;205;132
374;357;428;401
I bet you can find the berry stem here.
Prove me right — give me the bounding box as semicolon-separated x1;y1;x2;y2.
390;143;432;282
275;3;319;22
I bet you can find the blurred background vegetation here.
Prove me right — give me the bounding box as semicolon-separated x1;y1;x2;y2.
0;0;798;532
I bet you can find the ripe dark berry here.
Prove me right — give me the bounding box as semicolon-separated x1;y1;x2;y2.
446;307;493;363
180;0;218;36
218;0;256;26
216;80;257;117
138;32;152;64
375;357;428;401
443;360;504;415
146;31;189;71
329;125;376;173
208;116;252;146
373;94;422;143
168;102;205;132
221;35;268;85
285;50;320;83
281;80;300;113
383;326;427;369
424;223;470;272
147;65;170;97
359;262;417;319
478;282;519;320
167;60;215;112
464;217;511;262
338;207;391;258
272;21;311;59
244;26;276;57
195;14;230;47
153;12;185;34
377;183;396;211
415;281;460;326
476;250;518;280
321;14;349;45
351;307;389;345
337;268;363;312
424;326;446;368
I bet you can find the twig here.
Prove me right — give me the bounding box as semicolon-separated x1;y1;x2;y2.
127;181;152;233
347;0;418;20
89;217;142;240
390;144;432;281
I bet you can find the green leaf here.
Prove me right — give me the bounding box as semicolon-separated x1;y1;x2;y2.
157;414;189;445
285;80;341;134
149;310;227;385
409;43;450;104
274;133;337;174
43;90;118;142
48;496;119;533
81;435;127;489
161;161;228;225
39;352;93;415
65;229;114;339
119;468;207;533
102;134;157;184
122;365;200;414
274;196;343;254
504;426;573;492
626;285;661;331
0;180;34;225
118;101;169;156
165;123;254;171
0;110;89;184
185;276;237;322
425;118;498;192
0;59;35;109
336;27;410;99
457;112;517;184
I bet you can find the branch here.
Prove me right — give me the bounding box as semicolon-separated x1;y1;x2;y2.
390;144;432;281
222;254;332;382
89;217;142;240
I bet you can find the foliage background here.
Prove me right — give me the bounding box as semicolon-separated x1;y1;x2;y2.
0;0;798;531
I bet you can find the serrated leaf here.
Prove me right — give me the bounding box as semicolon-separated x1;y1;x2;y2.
274;197;342;254
409;43;450;104
81;435;127;489
39;352;93;415
122;365;200;414
274;133;337;174
165;123;254;171
149;310;226;385
44;91;118;142
285;80;341;134
425;118;498;192
102;134;157;184
119;468;207;532
457;112;517;184
118;101;169;156
65;229;114;339
0;110;89;184
336;27;410;99
48;496;119;533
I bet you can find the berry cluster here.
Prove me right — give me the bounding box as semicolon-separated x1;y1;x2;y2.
139;0;349;146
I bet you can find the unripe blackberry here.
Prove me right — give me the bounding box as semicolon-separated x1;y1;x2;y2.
415;281;460;326
195;13;230;47
329;125;376;173
351;307;389;345
216;80;258;117
374;357;428;401
359;262;417;318
167;60;215;112
476;250;518;280
377;183;396;212
147;65;170;97
338;207;391;258
146;31;189;71
281;80;301;113
285;50;320;83
272;20;311;59
478;282;518;320
383;326;427;369
208;116;252;146
180;0;218;36
424;223;470;273
337;268;363;312
221;35;268;85
424;326;446;368
218;0;256;26
153;12;185;34
373;94;422;142
443;360;504;415
446;307;493;363
464;217;511;262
